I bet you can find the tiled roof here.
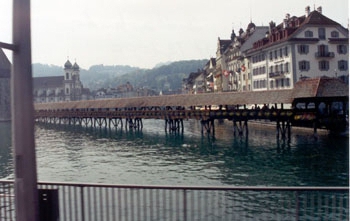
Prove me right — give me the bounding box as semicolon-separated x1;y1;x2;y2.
248;10;348;53
219;39;232;53
33;76;64;89
304;10;341;26
240;26;269;52
292;77;348;98
35;77;348;111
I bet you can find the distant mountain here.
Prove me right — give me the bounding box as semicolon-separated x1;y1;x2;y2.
32;63;63;77
32;59;207;92
82;64;140;89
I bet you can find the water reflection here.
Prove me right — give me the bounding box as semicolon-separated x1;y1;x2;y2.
31;120;348;186
0;122;13;179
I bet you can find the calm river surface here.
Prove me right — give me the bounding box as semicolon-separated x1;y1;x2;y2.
0;120;348;186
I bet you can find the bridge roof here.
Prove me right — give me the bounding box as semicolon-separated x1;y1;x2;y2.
292;77;349;98
35;89;294;110
34;77;348;110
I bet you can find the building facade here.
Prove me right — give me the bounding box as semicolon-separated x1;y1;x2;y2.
33;60;87;103
188;5;348;94
247;6;349;91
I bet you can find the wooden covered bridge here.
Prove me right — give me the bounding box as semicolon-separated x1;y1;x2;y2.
35;77;348;139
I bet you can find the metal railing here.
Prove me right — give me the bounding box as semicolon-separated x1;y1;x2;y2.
0;180;348;221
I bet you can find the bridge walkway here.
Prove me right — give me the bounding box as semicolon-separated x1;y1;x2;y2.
34;77;348;139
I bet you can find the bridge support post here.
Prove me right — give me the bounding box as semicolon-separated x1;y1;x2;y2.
109;118;123;129
126;118;143;130
165;119;183;134
200;119;215;136
276;120;291;141
233;120;248;137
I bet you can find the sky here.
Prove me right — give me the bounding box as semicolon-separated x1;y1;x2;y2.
0;0;349;69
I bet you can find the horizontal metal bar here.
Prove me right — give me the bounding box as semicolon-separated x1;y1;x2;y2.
0;41;18;51
0;180;346;192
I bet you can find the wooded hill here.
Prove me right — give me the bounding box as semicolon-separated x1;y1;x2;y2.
32;59;207;92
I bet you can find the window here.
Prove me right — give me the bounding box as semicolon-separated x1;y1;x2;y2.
280;63;284;73
337;45;347;54
275;65;279;72
338;60;348;71
317;44;328;56
331;31;339;38
319;60;329;71
299;60;310;71
274;50;278;59
269;52;273;60
318;28;326;40
279;48;283;58
298;45;309;54
305;30;313;37
270;80;274;89
284;47;288;56
280;79;284;87
66;88;69;94
285;62;289;73
285;78;290;87
66;73;69;80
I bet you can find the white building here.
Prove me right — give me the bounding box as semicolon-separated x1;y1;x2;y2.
247;6;349;91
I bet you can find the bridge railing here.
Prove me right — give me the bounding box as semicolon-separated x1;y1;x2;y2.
0;180;348;221
34;109;294;121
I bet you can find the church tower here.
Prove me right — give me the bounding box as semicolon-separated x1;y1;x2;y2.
63;59;83;101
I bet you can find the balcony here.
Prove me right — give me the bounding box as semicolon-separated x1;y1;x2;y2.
269;71;285;78
315;52;335;58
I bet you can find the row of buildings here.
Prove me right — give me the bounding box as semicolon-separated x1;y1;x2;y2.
33;60;158;102
184;6;349;94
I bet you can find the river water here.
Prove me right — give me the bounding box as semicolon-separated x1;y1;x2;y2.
0;120;348;186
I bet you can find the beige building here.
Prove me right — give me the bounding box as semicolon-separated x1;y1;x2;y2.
33;59;88;103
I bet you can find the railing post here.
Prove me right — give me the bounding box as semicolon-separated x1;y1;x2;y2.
80;185;85;221
183;189;187;221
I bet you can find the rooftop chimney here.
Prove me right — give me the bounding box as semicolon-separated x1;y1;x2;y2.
305;6;310;17
317;6;322;14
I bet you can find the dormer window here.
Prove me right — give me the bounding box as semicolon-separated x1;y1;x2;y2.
305;30;313;38
318;28;326;40
331;31;339;38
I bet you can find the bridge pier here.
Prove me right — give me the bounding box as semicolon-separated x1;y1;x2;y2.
125;118;143;130
233;120;248;137
200;119;215;136
108;118;123;129
82;118;92;127
276;120;291;140
165;119;184;134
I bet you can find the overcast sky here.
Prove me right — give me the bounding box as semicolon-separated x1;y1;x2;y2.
0;0;348;69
